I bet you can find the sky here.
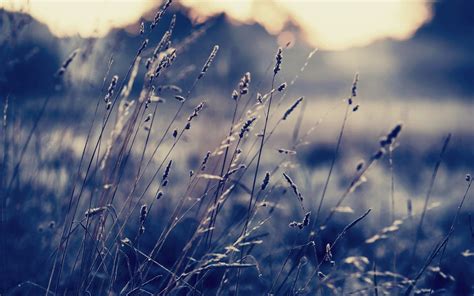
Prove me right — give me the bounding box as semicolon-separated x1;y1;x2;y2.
1;0;433;50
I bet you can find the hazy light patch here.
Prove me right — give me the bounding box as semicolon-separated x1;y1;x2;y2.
1;0;155;37
2;0;432;50
181;0;433;50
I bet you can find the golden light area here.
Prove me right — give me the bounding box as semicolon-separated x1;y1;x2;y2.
0;0;156;37
180;0;433;50
1;0;432;50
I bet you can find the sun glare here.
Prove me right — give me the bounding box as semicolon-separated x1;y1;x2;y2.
180;0;433;50
1;0;432;50
1;0;155;37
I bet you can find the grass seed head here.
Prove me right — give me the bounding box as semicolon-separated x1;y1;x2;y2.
137;39;149;56
283;97;304;120
56;49;79;77
187;101;205;122
239;117;257;138
162;160;173;186
239;72;251;95
140;204;148;224
283;172;304;204
302;212;311;227
198;45;219;80
144;113;152;122
104;75;118;104
151;0;173;29
85;206;107;218
261;172;270;191
201;151;211;170
156;191;163;200
232;90;239;101
277;148;296;155
274;47;283;75
174;95;186;102
278;82;287;92
372;149;385;160
380;123;403;147
351;73;359;97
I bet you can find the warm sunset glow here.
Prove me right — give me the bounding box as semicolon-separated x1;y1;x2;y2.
180;0;433;50
0;0;156;37
1;0;432;50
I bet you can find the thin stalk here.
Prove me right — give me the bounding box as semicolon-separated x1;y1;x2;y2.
411;134;451;261
314;103;349;227
236;68;277;295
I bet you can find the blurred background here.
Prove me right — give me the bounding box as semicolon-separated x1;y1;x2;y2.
1;0;473;142
1;0;473;294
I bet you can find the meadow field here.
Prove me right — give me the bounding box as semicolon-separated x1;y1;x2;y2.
1;1;473;295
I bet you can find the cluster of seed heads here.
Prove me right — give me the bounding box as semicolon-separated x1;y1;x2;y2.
274;47;283;75
198;45;219;80
104;75;118;110
153;49;177;80
147;27;172;69
379;123;403;147
372;123;403;160
282;97;304;120
147;33;169;68
239;117;257;138
155;30;172;56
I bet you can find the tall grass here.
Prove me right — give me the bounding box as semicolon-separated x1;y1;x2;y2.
1;3;473;296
